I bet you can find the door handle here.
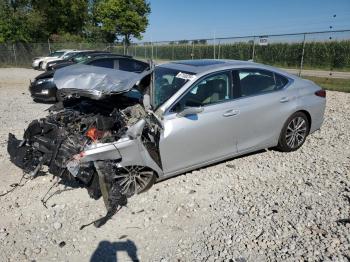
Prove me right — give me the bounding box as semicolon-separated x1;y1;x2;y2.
280;97;289;103
223;109;240;117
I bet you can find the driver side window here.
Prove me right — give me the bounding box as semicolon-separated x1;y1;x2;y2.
172;72;232;112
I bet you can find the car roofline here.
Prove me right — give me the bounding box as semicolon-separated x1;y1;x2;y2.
157;59;298;79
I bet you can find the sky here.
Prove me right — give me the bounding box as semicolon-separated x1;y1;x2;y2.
140;0;350;42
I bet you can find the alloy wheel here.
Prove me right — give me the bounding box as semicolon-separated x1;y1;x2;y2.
285;116;307;149
112;166;154;197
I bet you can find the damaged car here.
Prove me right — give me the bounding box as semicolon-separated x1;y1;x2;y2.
8;59;326;226
29;54;149;102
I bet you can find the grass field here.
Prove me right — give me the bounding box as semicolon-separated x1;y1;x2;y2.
303;76;350;93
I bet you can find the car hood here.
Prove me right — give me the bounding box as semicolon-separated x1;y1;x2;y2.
35;70;55;80
53;64;153;100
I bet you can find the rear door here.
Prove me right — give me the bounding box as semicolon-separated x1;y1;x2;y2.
231;68;295;152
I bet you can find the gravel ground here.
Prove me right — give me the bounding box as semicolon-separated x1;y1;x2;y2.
0;68;349;262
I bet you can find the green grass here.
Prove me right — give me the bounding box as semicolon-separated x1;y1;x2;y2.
302;76;350;93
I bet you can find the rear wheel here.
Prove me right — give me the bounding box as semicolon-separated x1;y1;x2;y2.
113;166;156;197
277;112;310;152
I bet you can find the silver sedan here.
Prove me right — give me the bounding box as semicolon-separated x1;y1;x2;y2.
67;59;326;195
8;59;327;208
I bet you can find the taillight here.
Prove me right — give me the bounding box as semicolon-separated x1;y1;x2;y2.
315;90;326;98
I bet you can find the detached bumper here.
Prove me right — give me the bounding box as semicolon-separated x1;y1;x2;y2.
7;133;40;173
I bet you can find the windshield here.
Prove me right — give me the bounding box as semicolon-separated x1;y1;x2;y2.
73;54;92;63
153;67;195;109
61;52;77;60
49;51;65;57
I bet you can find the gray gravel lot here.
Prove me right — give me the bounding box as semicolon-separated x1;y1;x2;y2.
0;68;349;261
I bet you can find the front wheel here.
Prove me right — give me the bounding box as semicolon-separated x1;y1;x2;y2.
277;112;310;152
113;166;156;197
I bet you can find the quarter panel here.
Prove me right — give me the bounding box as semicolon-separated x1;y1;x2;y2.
233;87;300;151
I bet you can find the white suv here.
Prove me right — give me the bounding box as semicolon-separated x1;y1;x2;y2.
31;49;77;70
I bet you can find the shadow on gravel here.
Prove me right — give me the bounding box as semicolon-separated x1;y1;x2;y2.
90;240;139;262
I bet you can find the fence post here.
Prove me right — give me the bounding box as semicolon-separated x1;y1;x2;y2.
12;44;17;66
299;33;306;76
48;38;52;53
191;42;194;60
151;42;154;60
213;33;216;59
218;41;221;59
252;36;256;61
155;44;158;60
172;45;174;60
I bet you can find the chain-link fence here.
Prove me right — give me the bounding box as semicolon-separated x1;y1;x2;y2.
118;30;350;76
0;42;114;67
1;30;350;80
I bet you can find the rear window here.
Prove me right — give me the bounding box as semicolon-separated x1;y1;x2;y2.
49;51;64;57
118;59;148;73
88;59;114;69
238;69;289;97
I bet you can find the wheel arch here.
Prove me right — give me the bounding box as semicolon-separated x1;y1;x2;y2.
295;109;312;132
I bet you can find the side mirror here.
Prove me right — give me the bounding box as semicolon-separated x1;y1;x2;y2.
176;107;203;117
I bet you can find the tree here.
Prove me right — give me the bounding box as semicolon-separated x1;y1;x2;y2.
0;0;90;43
31;0;89;37
0;0;41;43
95;0;151;44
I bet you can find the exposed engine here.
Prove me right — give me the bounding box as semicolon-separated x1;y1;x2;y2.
7;96;161;227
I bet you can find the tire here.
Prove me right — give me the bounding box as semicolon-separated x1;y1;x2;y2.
38;61;43;70
113;166;156;197
277;112;310;152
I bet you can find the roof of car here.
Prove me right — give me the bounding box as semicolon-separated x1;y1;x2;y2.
158;59;258;74
56;49;76;52
88;53;133;58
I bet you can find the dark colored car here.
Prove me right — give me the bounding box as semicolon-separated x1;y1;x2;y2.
45;51;115;71
29;55;149;102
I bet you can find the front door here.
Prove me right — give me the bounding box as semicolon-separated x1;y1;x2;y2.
159;71;239;175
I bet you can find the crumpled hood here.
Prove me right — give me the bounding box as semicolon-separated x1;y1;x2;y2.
54;64;152;100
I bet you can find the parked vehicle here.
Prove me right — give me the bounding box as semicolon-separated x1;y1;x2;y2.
40;50;85;70
31;49;77;70
45;51;112;71
29;54;149;102
8;59;326;226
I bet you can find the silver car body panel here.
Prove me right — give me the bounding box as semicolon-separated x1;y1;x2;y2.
54;64;152;99
67;135;164;178
155;60;325;178
65;60;325;181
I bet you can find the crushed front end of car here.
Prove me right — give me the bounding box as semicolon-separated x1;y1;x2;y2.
7;64;163;227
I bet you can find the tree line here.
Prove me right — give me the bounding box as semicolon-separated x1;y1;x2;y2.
0;0;151;44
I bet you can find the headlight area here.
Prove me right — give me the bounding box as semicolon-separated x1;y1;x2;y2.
36;78;53;85
40;89;49;95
